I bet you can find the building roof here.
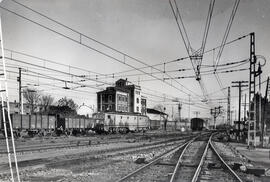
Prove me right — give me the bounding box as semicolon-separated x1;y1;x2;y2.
146;108;167;116
97;86;129;94
93;111;147;117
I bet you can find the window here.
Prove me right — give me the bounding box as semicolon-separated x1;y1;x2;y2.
102;105;105;111
108;95;112;102
108;105;112;110
137;98;139;104
108;115;111;119
136;106;139;112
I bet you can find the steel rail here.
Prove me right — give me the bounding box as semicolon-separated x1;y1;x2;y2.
116;139;192;182
209;138;243;182
191;134;212;182
169;134;210;182
169;138;195;182
0;134;197;155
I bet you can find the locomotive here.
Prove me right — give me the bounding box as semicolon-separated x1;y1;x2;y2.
93;112;149;133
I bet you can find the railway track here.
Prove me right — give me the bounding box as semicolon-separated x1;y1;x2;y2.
0;133;198;155
116;138;194;182
116;133;242;182
0;134;199;175
171;134;242;182
196;139;243;182
0;139;125;155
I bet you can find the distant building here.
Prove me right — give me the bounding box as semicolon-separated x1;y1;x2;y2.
252;93;270;129
146;108;167;130
115;79;142;113
97;86;129;112
141;96;147;115
97;79;146;114
0;101;31;114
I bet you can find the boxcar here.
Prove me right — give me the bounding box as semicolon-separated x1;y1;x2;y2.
191;118;204;131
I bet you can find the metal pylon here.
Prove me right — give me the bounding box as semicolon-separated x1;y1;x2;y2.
248;32;256;147
227;87;231;125
0;15;20;181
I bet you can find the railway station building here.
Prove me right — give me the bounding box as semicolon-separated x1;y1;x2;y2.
97;79;147;115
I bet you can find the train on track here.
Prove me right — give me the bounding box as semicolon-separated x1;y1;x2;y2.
1;112;207;137
190;118;205;131
0;111;150;136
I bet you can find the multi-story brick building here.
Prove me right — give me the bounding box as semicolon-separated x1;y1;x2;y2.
97;79;146;115
97;86;129;112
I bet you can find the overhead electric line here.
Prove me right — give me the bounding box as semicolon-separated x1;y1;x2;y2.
94;58;249;80
169;0;216;101
214;0;241;69
0;4;206;101
110;34;249;76
212;0;240;97
4;56;113;86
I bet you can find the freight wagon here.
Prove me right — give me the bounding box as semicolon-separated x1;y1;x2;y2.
0;113;97;136
1;112;149;136
190;118;204;131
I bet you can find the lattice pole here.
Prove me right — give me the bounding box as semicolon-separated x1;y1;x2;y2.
248;32;257;147
0;15;20;181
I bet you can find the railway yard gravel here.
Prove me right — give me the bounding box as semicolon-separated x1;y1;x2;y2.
213;141;267;182
3;132;268;182
0;131;191;182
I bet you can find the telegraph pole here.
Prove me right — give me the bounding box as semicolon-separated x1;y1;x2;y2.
227;87;231;125
178;102;182;122
262;77;269;147
188;95;190;129
194;111;200;118
17;68;22;114
178;103;182;131
258;63;262;145
244;94;247;121
210;106;222;129
232;81;248;141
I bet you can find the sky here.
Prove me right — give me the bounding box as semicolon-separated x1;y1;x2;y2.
0;0;270;125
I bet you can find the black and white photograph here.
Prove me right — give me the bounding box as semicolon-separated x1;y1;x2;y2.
0;0;270;181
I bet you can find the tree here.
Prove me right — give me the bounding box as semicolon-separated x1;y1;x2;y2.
23;88;40;114
57;97;78;115
48;105;77;116
40;94;54;113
